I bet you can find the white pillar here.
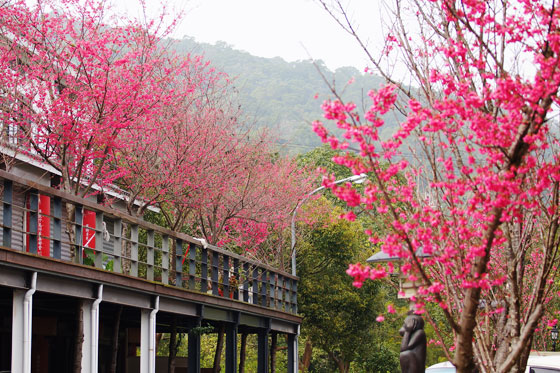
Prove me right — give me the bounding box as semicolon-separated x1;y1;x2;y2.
91;285;103;372
81;300;93;373
140;309;150;373
81;285;103;373
294;326;300;373
140;297;159;373
12;272;37;373
11;289;25;373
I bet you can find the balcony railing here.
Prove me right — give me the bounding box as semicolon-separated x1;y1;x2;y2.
0;169;297;314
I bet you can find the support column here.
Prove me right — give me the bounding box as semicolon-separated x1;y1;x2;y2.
188;329;201;373
81;299;93;373
225;324;238;373
11;289;25;373
140;296;159;373
140;309;150;373
81;285;103;373
288;333;296;373
12;272;37;373
257;331;269;373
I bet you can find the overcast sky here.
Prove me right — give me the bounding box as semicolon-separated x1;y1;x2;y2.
118;0;383;71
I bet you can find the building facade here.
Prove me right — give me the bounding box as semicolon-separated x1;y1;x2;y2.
0;161;300;373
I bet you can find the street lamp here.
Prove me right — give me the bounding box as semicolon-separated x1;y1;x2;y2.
367;249;431;299
552;326;558;351
290;173;367;276
367;249;431;372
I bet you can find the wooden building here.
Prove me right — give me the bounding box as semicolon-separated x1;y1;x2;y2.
0;156;300;373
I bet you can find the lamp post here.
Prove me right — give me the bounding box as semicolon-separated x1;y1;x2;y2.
366;249;430;299
290;173;366;276
552;326;558;352
288;173;366;373
367;250;430;373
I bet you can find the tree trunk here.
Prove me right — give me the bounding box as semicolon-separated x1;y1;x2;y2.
64;203;77;261
213;325;225;373
121;223;131;275
109;305;123;373
73;300;84;373
168;317;178;373
300;338;312;372
270;332;277;373
239;332;248;373
329;351;349;373
170;239;176;285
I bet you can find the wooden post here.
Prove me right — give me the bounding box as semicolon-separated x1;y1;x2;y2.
52;197;62;259
28;191;38;254
113;219;122;273
3;179;12;248
130;224;138;277
175;239;183;287
161;235;169;285
147;230;154;281
74;205;83;264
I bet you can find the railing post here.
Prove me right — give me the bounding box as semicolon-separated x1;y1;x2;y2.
269;272;275;309
233;258;239;300
130;224;138;277
74;204;83;264
211;251;219;296
28;191;38;254
252;267;259;305
291;279;298;314
113;219;122;273
147;230;154;281
162;235;169;285
52;197;62;259
94;212;103;268
261;270;268;307
188;242;197;290
277;275;284;311
200;246;208;293
175;239;183;287
3;179;12;248
223;255;230;299
242;262;249;303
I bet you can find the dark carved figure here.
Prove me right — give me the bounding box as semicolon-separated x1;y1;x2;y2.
399;313;427;373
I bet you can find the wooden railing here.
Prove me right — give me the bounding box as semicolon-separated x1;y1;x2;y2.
0;170;297;313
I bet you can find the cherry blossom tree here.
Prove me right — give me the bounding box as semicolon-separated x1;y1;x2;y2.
0;0;181;198
114;53;230;221
195;142;311;267
315;1;560;372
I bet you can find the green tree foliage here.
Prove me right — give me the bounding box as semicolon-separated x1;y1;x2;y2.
171;38;393;153
297;198;400;373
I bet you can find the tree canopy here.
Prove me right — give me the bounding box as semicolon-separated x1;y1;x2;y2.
315;0;560;372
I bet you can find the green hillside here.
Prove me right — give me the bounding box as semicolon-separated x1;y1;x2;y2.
172;37;399;153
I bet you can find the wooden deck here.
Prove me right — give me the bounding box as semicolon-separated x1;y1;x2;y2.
0;169;300;373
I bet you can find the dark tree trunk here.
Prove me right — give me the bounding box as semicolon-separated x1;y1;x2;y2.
270;332;277;373
121;223;131;275
168;317;178;373
213;325;225;372
239;332;248;373
73;300;84;373
109;305;123;373
301;338;312;372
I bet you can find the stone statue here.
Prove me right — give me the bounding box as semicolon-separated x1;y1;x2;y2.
399;313;427;373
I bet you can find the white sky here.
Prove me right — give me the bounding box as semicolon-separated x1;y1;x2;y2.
117;0;383;71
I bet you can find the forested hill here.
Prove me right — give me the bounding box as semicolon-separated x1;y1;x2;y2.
172;37;399;153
